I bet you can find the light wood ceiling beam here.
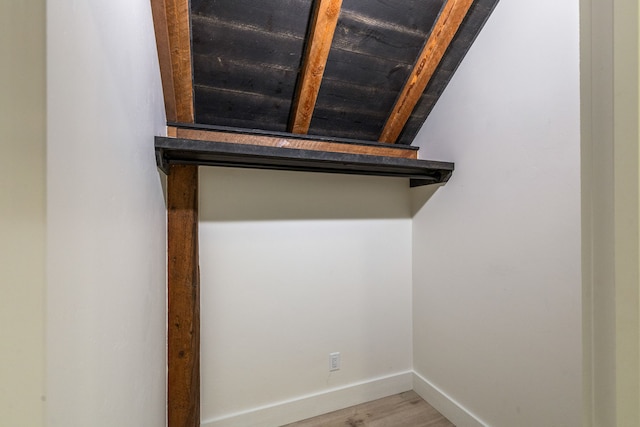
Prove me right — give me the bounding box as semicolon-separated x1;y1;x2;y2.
378;0;474;143
289;0;343;134
151;0;195;123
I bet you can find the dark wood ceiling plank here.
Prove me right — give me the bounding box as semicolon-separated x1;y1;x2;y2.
151;0;194;123
307;116;384;141
192;0;312;37
192;55;298;103
168;127;419;159
195;85;292;133
307;0;444;141
328;4;437;65
191;4;310;131
378;0;474;143
289;0;343;134
343;0;445;32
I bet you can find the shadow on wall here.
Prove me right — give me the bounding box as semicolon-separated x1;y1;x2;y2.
198;167;436;221
410;183;443;217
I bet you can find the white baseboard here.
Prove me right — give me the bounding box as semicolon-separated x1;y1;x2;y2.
201;371;413;427
412;371;488;427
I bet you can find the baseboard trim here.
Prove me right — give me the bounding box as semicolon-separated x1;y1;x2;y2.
201;371;413;427
412;371;488;427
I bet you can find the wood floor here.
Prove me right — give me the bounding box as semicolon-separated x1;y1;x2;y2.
282;391;455;427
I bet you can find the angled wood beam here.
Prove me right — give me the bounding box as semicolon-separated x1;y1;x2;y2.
169;127;419;159
289;0;343;134
151;0;177;122
167;164;200;427
151;0;195;123
378;0;474;143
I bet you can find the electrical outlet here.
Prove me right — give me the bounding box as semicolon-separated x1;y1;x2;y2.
329;352;340;371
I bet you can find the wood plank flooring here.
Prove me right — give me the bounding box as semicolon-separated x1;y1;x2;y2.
282;391;455;427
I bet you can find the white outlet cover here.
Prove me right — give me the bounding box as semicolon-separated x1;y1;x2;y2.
329;352;340;371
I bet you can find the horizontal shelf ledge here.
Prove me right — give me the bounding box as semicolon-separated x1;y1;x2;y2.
155;135;454;187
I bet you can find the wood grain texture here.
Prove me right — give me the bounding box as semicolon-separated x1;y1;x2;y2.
396;0;500;145
378;0;474;143
167;165;200;427
307;0;444;140
283;391;455;427
290;0;343;134
194;84;293;133
152;0;194;123
171;127;418;159
151;0;178;122
192;0;312;36
191;0;312;131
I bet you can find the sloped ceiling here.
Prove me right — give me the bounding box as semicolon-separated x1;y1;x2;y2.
152;0;499;146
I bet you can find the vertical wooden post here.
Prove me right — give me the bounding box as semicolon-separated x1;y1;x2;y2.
167;164;200;427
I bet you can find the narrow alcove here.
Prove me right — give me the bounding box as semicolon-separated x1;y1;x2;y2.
150;0;498;424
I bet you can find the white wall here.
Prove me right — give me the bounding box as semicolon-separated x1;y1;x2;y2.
46;1;167;426
411;0;582;426
0;1;46;425
199;168;413;426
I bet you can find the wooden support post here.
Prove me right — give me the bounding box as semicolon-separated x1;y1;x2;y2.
167;164;200;427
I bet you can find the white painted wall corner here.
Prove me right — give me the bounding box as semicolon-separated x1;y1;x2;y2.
413;371;488;427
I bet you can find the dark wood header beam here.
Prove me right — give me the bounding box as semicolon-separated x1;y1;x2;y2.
155;136;453;186
378;0;474;143
151;0;194;123
289;0;343;134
